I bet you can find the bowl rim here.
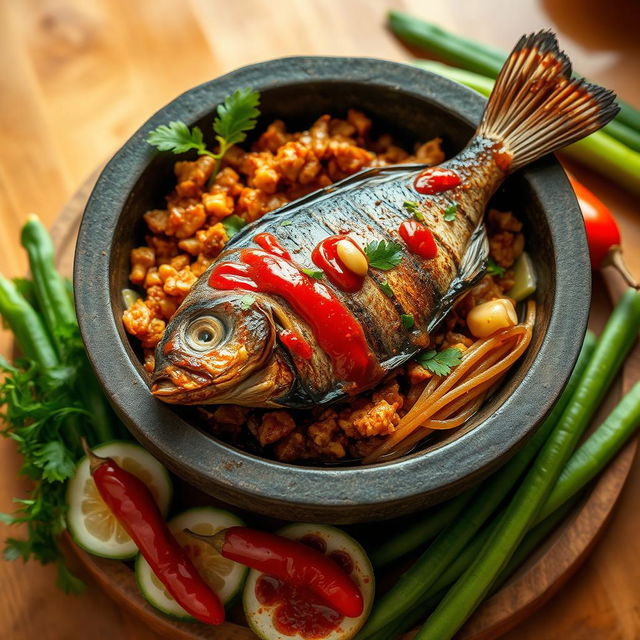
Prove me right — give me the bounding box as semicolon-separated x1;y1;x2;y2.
74;56;591;516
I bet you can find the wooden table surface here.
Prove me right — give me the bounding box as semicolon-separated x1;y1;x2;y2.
1;1;638;638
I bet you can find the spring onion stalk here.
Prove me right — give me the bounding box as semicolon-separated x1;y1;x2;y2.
414;289;640;640
411;60;640;195
389;10;640;146
367;331;595;571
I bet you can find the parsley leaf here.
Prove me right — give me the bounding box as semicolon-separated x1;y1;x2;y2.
279;219;293;227
486;257;506;277
221;214;247;239
379;280;394;297
403;200;424;221
146;88;261;180
444;204;458;222
364;240;403;271
214;88;261;149
416;347;463;376
401;314;414;329
302;268;324;280
239;295;256;310
146;121;211;155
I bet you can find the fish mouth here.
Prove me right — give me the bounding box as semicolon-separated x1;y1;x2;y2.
151;357;292;407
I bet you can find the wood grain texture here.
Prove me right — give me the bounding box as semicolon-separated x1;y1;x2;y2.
0;0;638;638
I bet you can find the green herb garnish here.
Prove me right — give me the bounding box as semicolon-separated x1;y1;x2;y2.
146;88;261;178
401;314;415;329
364;240;403;271
379;280;394;297
302;268;325;280
486;257;506;277
279;219;293;227
416;347;463;376
403;200;424;221
221;214;247;238
239;295;256;310
444;203;458;221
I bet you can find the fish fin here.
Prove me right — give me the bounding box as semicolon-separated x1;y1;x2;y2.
478;30;618;170
428;223;489;332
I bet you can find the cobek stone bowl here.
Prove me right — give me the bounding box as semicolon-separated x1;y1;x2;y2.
74;57;590;523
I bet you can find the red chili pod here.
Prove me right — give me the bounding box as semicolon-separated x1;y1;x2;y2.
83;442;225;625
186;526;364;618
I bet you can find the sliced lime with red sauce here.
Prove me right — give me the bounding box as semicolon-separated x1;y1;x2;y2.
243;523;374;640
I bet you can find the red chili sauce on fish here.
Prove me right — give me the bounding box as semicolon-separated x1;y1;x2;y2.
254;232;292;260
254;537;355;639
414;167;461;195
279;329;313;360
398;220;438;259
311;235;365;293
208;236;375;386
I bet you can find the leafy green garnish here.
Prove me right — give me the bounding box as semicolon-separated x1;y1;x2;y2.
146;121;209;155
444;203;458;221
403;200;424;222
146;88;261;178
416;347;463;376
239;295;256;310
379;280;394;298
364;240;403;271
302;268;324;280
279;219;293;227
401;314;415;329
221;214;247;239
486;257;506;277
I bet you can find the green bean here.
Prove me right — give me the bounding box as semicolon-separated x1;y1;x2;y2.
21;215;76;354
536;381;640;524
363;333;596;638
414;289;640;640
389;10;640;143
0;275;58;369
371;487;477;568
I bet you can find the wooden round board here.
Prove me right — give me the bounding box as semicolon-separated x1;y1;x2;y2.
52;176;638;640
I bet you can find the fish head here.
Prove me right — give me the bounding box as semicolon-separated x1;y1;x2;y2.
151;291;294;407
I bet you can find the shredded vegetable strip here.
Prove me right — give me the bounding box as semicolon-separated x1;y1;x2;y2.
364;302;536;464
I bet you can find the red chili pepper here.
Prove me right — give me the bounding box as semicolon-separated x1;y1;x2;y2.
186;526;364;618
82;442;225;625
414;167;461;195
398;219;438;259
569;177;638;288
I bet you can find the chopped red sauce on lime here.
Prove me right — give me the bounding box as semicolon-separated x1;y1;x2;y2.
311;235;365;293
279;329;313;360
398;220;438;259
414;167;461;194
256;574;343;639
209;249;375;386
299;534;328;554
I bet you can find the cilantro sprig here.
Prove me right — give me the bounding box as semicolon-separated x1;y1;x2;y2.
221;214;247;239
146;88;261;178
364;240;403;271
302;268;325;280
416;347;463;376
403;200;424;222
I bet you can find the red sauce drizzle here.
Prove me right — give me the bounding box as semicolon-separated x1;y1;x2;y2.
279;329;313;360
311;235;365;293
414;167;461;194
398;220;438;259
299;534;328;554
254;232;291;260
328;551;354;576
209;249;374;386
256;574;343;638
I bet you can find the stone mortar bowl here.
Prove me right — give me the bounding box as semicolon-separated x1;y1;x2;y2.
74;57;590;523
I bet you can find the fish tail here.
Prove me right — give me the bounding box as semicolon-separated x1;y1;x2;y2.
478;30;618;170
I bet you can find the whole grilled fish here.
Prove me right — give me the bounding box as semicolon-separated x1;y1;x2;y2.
151;31;617;408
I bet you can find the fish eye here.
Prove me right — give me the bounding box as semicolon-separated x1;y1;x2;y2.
185;316;224;351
